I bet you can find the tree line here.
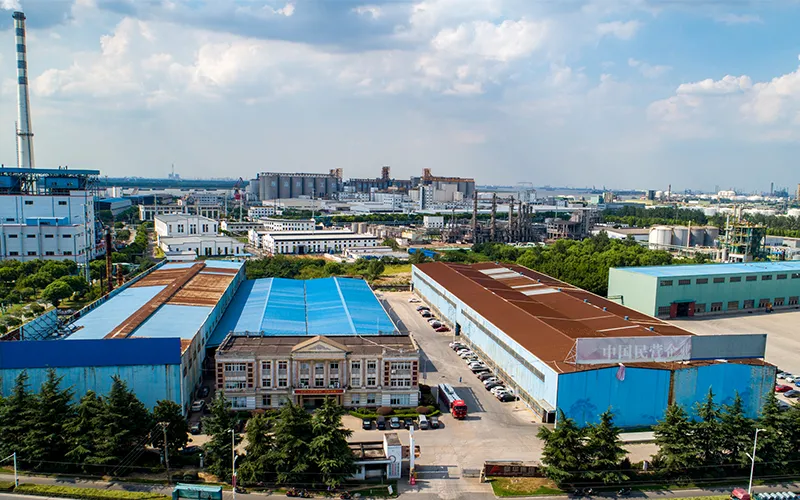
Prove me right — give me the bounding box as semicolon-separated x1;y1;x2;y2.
203;394;355;489
539;390;800;488
0;370;188;475
246;255;394;281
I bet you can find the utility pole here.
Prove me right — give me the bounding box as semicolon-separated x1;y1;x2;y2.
161;422;171;485
747;428;766;497
230;429;237;500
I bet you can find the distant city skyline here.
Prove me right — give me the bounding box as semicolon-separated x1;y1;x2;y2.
0;0;799;192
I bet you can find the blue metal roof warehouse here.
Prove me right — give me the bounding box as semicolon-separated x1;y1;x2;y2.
209;276;397;345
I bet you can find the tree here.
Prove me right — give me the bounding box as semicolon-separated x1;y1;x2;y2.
381;238;399;251
26;369;74;470
41;281;73;307
59;275;89;295
94;376;153;468
755;391;789;472
0;371;36;461
719;392;753;467
653;404;698;475
537;410;588;485
366;260;385;280
202;393;239;482
693;388;723;467
272;402;314;486
585;410;628;485
151;400;189;458
65;391;105;468
238;412;275;484
310;398;355;489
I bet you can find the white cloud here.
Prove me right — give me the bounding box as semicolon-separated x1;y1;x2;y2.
628;58;671;79
0;0;20;11
431;19;548;62
596;20;641;40
676;75;752;95
353;5;382;19
715;14;762;25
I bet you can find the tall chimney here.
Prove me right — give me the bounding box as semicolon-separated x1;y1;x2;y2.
14;11;35;169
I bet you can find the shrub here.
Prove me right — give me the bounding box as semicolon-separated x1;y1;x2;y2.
29;303;45;315
0;481;14;492
14;484;169;500
416;406;430;415
376;406;394;416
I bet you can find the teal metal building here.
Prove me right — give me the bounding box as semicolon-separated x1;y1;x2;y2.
608;262;800;319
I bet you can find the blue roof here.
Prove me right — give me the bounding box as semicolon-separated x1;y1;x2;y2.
134;304;213;340
209;277;397;345
614;261;800;278
69;286;166;340
98;197;130;203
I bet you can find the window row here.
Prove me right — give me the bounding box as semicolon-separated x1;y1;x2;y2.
661;273;800;287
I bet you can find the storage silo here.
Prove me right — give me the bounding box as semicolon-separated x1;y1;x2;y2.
304;177;315;197
279;176;291;199
293;178;304;197
690;227;706;247
649;226;672;250
263;174;279;200
704;226;720;247
672;226;690;247
316;177;327;198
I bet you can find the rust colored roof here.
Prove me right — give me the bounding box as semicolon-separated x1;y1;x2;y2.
169;271;235;307
415;262;702;373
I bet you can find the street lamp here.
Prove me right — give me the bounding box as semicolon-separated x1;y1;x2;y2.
230;429;238;500
747;428;766;497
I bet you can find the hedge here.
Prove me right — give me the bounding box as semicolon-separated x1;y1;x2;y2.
14;484;170;500
0;481;15;492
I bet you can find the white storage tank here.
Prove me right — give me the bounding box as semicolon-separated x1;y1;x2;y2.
690;227;706;247
704;226;720;247
649;226;672;250
672;226;690;247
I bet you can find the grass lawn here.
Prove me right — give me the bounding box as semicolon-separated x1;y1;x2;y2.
489;477;563;497
383;263;412;275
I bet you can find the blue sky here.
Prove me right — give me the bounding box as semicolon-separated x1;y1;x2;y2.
0;0;799;192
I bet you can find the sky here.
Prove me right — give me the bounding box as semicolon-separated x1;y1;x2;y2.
0;0;799;192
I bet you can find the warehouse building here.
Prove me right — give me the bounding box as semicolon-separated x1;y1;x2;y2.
210;277;418;410
608;262;800;318
412;262;773;427
0;261;245;412
258;230;379;255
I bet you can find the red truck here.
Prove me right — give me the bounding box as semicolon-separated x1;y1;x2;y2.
438;383;467;419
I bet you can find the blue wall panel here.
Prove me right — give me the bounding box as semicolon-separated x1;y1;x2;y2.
0;338;182;369
556;367;671;428
672;363;776;419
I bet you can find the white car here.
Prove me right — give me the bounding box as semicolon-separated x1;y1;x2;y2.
408;298;420;303
483;378;499;386
468;361;484;369
787;376;796;384
459;352;475;359
190;400;205;412
778;372;788;379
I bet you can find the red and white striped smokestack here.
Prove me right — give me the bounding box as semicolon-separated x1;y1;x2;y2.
13;11;35;169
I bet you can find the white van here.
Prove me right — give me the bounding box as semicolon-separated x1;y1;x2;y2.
418;415;429;430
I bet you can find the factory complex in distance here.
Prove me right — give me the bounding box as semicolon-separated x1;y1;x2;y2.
412;262;774;427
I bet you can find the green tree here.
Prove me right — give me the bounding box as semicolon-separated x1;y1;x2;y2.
309;398;355;489
653;404;698;475
17;271;55;293
202;393;239;482
65;391;105;468
26;369;74;470
238;412;275;484
381;238;399;251
0;371;36;460
585;410;628;485
94;377;153;468
59;275;89;295
719;392;753;467
693;388;723;467
755;391;789;472
41;281;73;307
89;261;106;281
272;402;314;486
537;410;588;485
366;260;385;280
151;400;189;458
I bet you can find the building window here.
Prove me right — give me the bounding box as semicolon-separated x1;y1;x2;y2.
710;302;722;312
366;394;376;405
231;397;248;409
350;394;361;405
26;234;35;238
659;280;673;287
58;201;67;206
45;251;55;256
743;299;755;309
8;251;18;256
774;297;785;306
746;275;757;282
24;200;32;205
657;306;671;316
762;275;772;281
224;381;247;391
351;375;361;388
261;395;271;407
694;303;706;313
727;301;739;310
696;278;708;284
713;277;725;283
777;274;788;280
678;279;691;286
5;217;13;222
63;234;71;238
45;234;54;239
299;362;310;387
225;363;247;373
789;296;799;306
261;377;271;388
758;298;770;308
261;361;271;373
390;394;410;406
793;274;800;279
27;251;35;256
8;234;17;238
329;362;339;374
63;251;72;256
729;276;741;282
177;224;185;233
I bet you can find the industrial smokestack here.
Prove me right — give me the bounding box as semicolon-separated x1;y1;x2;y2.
13;11;35;169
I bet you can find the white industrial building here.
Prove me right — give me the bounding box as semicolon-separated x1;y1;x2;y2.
139;203;221;222
155;214;243;257
220;221;265;233
247;204;280;219
260;230;378;255
262;218;315;232
423;215;445;229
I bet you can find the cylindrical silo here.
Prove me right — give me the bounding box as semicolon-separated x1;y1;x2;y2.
279;176;291;199
690;227;706;247
304;177;315;197
264;174;279;200
293;178;304;197
649;226;672;250
672;226;689;247
316;177;327;198
704;226;720;247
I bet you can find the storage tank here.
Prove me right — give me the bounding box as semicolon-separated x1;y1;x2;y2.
293;178;304;197
279;176;291;199
304;177;315;197
672;226;690;247
788;208;800;218
704;226;720;247
262;175;279;200
649;226;672;250
690;227;706;247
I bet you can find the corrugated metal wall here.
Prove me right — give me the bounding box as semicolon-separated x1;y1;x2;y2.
556;366;671;427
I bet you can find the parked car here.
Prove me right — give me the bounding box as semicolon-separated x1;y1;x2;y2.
427;317;439;323
198;386;210;398
459;351;474;359
377;416;386;430
498;393;517;403
190;422;202;435
390;417;402;429
429;416;440;429
362;419;373;430
776;384;793;393
435;326;451;332
777;372;788;379
491;386;508;396
429;321;442;329
416;306;430;311
468;361;485;369
786;390;800;398
472;366;490;374
477;372;495;381
485;381;503;390
181;446;201;455
404;418;415;429
421;311;432;318
418;415;429;430
449;341;464;349
190;400;205;412
408;298;420;303
795;380;800;387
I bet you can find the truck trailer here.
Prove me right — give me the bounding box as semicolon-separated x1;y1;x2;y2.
438;382;467;419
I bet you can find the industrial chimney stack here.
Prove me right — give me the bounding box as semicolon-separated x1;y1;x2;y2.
13;11;35;169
